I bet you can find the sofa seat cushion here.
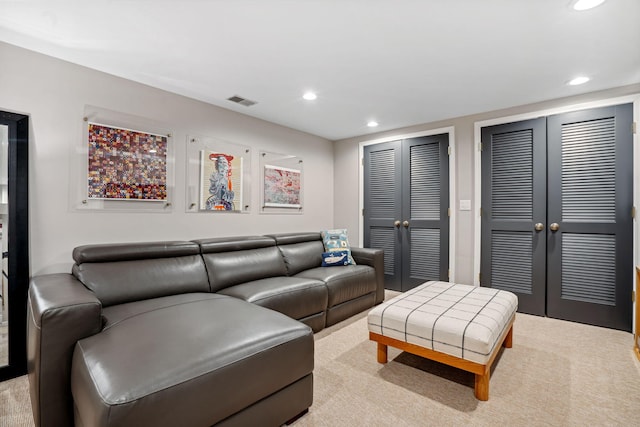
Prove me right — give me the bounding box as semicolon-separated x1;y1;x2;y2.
295;265;376;307
217;276;328;323
71;295;314;427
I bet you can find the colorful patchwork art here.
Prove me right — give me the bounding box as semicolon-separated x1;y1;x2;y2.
87;123;167;200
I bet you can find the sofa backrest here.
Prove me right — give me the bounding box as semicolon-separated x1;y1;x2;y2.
267;232;324;276
72;241;210;307
195;236;287;292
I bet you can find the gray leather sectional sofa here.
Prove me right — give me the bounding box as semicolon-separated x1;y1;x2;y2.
27;232;384;427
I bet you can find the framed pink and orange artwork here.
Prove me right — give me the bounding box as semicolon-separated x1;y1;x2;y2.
263;164;301;208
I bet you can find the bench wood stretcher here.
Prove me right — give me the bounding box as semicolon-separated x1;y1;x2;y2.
369;314;514;401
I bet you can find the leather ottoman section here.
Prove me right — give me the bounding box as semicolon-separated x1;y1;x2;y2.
71;296;313;427
296;265;376;307
217;277;328;332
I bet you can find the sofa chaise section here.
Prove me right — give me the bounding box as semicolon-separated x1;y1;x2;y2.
72;295;313;427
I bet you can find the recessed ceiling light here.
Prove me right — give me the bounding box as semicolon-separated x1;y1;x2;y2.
573;0;606;11
367;121;379;128
567;76;590;86
303;92;317;101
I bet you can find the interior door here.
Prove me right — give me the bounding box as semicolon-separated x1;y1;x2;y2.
480;118;547;315
363;140;403;290
546;104;633;331
364;134;449;292
481;104;633;331
401;136;450;290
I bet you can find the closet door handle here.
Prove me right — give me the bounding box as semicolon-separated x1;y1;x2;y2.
402;220;409;228
534;223;544;231
550;223;560;232
394;220;401;228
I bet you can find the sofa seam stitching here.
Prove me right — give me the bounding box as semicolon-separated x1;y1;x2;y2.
102;296;222;331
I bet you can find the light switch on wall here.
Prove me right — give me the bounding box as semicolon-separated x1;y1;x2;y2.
459;199;471;211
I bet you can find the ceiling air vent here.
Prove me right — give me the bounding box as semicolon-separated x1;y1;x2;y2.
227;95;257;107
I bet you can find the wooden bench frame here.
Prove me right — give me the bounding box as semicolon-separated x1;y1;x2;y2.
369;315;514;401
634;267;640;362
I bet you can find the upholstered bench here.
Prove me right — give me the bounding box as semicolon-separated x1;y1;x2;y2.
368;281;517;400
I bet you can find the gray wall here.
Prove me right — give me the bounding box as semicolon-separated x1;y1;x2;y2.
0;42;335;275
2;41;638;282
335;84;640;285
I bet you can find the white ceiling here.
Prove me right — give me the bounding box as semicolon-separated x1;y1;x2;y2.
1;0;639;141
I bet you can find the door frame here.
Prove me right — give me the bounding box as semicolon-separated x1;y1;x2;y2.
358;126;456;281
473;93;640;328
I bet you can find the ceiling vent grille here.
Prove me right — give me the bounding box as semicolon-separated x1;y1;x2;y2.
227;95;257;107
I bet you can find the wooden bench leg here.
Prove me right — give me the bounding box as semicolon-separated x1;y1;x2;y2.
503;325;513;348
474;370;490;401
377;342;388;364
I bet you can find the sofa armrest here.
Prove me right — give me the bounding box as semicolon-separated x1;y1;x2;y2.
350;247;385;304
28;273;102;427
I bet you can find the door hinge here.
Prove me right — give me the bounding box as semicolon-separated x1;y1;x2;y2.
447;145;451;155
361;157;364;166
448;207;451;217
633;290;636;303
362;208;364;216
478;272;482;283
448;269;451;280
633;121;637;134
479;207;483;217
479;142;483;152
633;206;636;219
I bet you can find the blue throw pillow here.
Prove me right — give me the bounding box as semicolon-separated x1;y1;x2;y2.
322;250;351;267
321;229;356;265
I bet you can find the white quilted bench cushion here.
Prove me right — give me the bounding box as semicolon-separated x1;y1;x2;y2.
368;281;518;364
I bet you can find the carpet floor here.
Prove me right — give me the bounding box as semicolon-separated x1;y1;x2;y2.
2;305;639;426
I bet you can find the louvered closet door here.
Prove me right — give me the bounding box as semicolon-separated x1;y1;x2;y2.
481;118;547;315
364;135;449;292
364;140;403;291
546;104;633;331
401;135;450;290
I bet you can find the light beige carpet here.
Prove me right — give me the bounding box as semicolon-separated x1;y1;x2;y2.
2;308;640;427
0;375;31;427
295;309;640;427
